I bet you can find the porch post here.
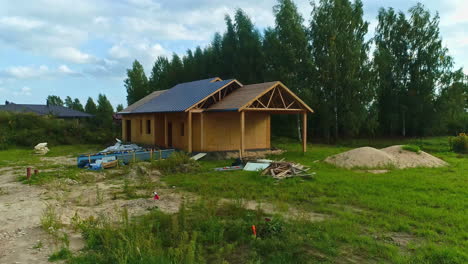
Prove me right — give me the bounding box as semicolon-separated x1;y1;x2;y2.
302;111;307;152
240;111;245;156
188;111;192;153
164;113;168;147
200;112;204;151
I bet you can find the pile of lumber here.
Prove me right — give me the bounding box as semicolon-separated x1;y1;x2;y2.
261;159;314;179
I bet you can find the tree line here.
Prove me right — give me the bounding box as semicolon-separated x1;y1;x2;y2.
45;94;123;142
124;0;467;140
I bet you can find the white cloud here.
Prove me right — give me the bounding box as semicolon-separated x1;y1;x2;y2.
3;65;49;79
0;64;80;80
13;86;32;96
0;16;44;30
58;64;74;74
52;47;95;64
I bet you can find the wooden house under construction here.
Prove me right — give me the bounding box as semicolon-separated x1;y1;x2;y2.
119;77;313;154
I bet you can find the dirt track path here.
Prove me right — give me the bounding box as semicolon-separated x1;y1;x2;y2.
0;159;330;263
0;167;55;264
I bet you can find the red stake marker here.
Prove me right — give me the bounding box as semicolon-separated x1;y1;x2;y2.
251;225;257;237
153;192;160;200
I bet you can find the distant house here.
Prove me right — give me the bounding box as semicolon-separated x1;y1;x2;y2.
119;77;313;153
0;102;92;118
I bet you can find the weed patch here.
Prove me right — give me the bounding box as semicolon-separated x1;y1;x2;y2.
402;144;421;153
151;151;200;174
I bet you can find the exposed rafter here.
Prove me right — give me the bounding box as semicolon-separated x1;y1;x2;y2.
188;80;242;111
243;85;308;112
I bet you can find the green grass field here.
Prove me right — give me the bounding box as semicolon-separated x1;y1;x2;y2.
0;138;466;263
155;137;467;263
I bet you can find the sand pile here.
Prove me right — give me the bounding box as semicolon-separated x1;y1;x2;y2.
381;145;448;168
325;145;447;169
324;147;395;169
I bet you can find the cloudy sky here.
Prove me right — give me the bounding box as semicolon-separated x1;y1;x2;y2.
0;0;466;108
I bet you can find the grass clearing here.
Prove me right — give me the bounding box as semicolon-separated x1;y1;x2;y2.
158;137;467;262
0;144;100;167
1;139;466;263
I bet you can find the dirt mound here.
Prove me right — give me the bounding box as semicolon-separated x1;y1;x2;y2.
324;147;395;169
325;145;447;169
381;145;448;168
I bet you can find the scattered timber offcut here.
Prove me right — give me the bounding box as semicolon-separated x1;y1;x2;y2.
261;159;314;180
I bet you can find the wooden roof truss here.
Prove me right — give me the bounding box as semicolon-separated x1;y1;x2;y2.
188;81;241;112
242;84;310;113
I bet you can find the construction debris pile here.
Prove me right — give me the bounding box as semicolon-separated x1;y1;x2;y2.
99;139;142;153
216;158;314;180
34;142;49;155
261;160;314;180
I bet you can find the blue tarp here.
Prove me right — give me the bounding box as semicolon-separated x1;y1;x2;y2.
77;149;175;168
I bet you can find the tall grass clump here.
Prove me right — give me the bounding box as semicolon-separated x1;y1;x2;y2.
69;202;314;264
151;151;200;174
401;144;421;153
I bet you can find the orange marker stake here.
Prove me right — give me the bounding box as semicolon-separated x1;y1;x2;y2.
251;225;257;237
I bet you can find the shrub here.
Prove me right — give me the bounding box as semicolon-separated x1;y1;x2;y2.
402;144;421;153
0;112;119;149
449;133;468;153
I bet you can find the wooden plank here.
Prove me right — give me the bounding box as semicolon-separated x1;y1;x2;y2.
188;111;192;153
240;111;245;156
302;112;307;152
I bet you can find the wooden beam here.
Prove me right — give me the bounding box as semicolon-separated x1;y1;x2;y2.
200;112;204;151
267;88;275;107
240;111;245;156
238;82;314;113
188;111;192;153
302;112;307;153
185;79;243;112
243;108;305;112
164;113;168;147
256;99;267;108
277;88;287;108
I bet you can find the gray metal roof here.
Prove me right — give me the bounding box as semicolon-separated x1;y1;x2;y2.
120;89;167;114
0;103;93;118
130;77;235;113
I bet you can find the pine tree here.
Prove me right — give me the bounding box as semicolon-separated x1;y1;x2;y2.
234;9;264;83
265;0;314;139
96;94;114;128
124;60;149;105
116;104;124;112
46;95;64;106
85;97;97;115
64;96;73;108
72;98;84;112
221;15;238;79
149;56;170;92
309;0;372;138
